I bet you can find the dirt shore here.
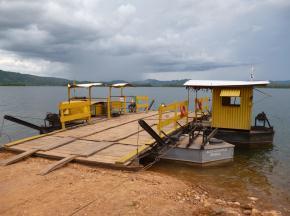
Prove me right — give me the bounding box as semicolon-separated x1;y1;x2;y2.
0;151;283;216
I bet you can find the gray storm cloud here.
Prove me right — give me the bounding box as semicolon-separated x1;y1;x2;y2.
0;0;289;81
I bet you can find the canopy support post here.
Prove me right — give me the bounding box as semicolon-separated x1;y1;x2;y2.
107;86;112;119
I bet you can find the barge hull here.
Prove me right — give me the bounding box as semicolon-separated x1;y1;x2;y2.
161;144;234;165
215;127;274;148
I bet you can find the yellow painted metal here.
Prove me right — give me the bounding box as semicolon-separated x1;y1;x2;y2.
107;87;112;119
111;101;122;112
59;100;91;129
122;96;127;113
136;96;149;113
212;87;253;130
157;100;188;135
220;89;241;97
95;103;104;116
195;96;210;113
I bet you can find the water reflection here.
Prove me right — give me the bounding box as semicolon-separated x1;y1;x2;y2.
150;145;289;212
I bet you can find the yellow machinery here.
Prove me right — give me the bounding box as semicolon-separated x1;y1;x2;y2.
59;82;151;127
59;83;104;128
59;100;91;129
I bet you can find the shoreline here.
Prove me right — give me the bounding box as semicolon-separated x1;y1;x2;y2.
0;151;284;216
0;85;290;89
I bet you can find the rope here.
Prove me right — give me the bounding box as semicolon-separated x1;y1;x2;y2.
254;88;272;97
253;88;272;105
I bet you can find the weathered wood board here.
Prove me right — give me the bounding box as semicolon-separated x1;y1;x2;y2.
2;111;191;170
3;112;160;169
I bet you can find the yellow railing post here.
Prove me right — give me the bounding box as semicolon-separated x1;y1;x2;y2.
107;97;111;119
158;106;162;135
107;87;111;119
174;102;178;129
135;96;149;113
123;96;127;114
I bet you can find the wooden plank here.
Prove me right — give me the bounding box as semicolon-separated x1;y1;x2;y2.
40;138;77;151
49;140;115;157
4;134;47;147
115;144;150;164
0;149;39;166
94;144;136;157
13;136;75;151
39;155;78;175
84;121;155;142
54;112;158;138
3;111;163;168
4;129;66;147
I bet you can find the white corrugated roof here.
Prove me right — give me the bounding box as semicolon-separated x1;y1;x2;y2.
68;83;104;88
111;83;134;88
184;80;270;87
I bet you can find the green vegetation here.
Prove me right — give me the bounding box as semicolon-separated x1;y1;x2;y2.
0;70;71;86
1;69;290;88
0;70;189;87
267;81;290;88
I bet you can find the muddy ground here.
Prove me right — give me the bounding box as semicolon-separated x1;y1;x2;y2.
0;152;283;216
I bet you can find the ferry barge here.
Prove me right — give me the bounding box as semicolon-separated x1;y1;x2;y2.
0;80;274;173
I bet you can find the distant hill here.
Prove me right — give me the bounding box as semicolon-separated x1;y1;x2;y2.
132;79;189;87
0;70;71;86
0;70;189;87
268;80;290;88
1;69;289;88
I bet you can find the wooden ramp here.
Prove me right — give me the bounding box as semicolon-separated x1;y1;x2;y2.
2;112;163;173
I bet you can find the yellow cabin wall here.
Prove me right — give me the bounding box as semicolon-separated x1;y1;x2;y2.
212;87;253;130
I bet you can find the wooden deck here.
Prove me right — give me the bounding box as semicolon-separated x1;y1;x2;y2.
2;111;166;172
1;110;195;174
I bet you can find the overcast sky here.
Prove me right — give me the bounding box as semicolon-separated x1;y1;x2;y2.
0;0;289;81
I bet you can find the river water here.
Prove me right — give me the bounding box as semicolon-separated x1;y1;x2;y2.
0;86;289;212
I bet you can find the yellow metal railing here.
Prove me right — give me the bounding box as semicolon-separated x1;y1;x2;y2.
195;97;210;113
136;96;149;113
157;100;188;135
107;96;128;118
59;100;91;128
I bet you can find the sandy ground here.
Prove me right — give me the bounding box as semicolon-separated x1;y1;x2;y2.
0;151;283;216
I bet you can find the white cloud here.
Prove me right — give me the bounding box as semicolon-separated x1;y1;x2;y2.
0;0;289;80
117;4;136;16
0;50;69;77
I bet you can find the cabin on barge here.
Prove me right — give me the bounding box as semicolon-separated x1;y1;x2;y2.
184;80;274;148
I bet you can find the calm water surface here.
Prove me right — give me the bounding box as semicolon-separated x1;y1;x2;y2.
0;86;289;212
